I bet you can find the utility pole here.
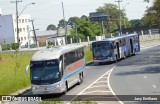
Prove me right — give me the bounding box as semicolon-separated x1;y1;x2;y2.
62;2;68;45
31;20;37;47
115;0;122;36
11;0;22;47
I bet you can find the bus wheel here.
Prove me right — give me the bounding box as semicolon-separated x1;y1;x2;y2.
114;55;118;63
133;49;136;56
78;73;83;85
64;82;68;94
124;52;126;59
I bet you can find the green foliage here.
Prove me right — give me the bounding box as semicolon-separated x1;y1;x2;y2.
11;43;19;50
96;3;130;33
84;47;93;62
0;52;34;95
143;0;160;26
46;24;57;31
39;42;46;47
129;19;143;28
0;47;92;95
2;44;10;51
68;17;101;38
58;19;67;28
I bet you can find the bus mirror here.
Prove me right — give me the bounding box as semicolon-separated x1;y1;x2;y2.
59;61;62;72
90;44;92;51
25;65;30;74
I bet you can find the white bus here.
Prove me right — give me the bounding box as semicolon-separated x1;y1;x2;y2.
25;45;86;94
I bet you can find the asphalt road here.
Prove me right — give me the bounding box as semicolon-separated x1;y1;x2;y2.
110;45;160;104
5;40;160;104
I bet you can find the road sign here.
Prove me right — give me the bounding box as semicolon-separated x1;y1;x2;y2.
89;12;108;22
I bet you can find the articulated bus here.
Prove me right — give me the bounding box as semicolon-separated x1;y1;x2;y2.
91;34;140;64
26;45;86;94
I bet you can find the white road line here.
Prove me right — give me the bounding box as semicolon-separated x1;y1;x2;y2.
152;85;157;88
67;44;160;104
81;90;111;95
108;66;124;104
94;81;107;83
67;67;113;103
144;76;147;79
100;77;108;79
88;85;108;89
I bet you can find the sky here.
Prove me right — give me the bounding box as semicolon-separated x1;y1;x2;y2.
0;0;153;31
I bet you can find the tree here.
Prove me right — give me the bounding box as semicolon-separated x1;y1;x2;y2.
129;19;143;28
46;24;57;31
81;15;88;20
96;3;129;32
143;0;160;26
67;16;101;38
58;19;67;28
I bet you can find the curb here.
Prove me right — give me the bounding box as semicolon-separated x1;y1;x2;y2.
86;61;93;66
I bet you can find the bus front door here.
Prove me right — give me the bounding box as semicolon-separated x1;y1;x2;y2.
116;42;120;58
130;39;133;54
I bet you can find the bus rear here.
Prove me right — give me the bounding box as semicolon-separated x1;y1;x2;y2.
92;41;113;63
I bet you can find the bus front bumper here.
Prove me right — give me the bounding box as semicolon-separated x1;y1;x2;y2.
93;58;112;63
31;83;65;95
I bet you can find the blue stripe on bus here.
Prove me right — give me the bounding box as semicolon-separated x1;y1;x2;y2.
64;65;85;79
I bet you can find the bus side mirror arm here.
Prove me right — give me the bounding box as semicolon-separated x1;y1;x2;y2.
90;44;92;51
25;65;30;74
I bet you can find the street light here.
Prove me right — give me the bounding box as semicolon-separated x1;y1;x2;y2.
11;1;35;49
19;3;35;17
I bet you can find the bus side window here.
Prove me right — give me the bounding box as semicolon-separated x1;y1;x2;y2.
64;53;69;69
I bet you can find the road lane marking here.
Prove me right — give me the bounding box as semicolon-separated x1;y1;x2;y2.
81;90;111;95
152;85;157;88
108;66;124;104
67;66;115;103
88;85;108;89
100;77;108;79
94;81;107;83
144;76;147;79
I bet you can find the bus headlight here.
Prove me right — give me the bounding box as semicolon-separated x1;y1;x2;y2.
55;84;60;88
32;86;36;90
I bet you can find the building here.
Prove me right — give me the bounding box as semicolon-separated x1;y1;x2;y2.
36;29;66;46
0;12;33;47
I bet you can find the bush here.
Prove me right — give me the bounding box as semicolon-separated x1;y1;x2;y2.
2;44;10;51
11;43;19;50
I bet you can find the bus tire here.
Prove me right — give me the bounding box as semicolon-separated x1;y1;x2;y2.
133;49;136;56
64;81;68;94
123;52;126;59
78;73;83;85
114;55;118;63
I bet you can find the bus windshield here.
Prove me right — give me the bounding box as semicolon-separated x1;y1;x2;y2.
30;60;60;85
92;41;110;57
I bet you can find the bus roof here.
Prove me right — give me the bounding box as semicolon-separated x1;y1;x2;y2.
31;44;84;61
92;34;138;43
